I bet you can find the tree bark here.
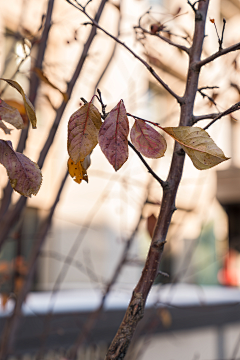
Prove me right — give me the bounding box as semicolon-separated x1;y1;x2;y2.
105;1;210;358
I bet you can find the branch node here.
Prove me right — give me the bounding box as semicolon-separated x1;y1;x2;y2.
80;97;88;104
172;206;177;214
158;270;169;278
176;148;185;156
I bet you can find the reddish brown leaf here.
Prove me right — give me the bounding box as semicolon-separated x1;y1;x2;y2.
0;99;24;133
0;140;42;197
147;213;157;239
98;100;129;171
68;103;102;163
1;293;9;309
130;119;167;158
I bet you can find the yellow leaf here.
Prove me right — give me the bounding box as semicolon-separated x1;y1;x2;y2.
0;78;37;128
67;157;88;184
163;126;229;170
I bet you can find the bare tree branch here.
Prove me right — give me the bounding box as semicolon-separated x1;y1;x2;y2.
134;25;189;54
68;195;147;359
93;2;122;95
0;169;69;360
196;41;240;69
0;0;108;251
128;141;168;189
192;112;219;123
204;100;240;129
66;0;183;104
104;1;210;358
0;0;55;222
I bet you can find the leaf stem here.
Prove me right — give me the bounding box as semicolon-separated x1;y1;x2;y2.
128;141;168;189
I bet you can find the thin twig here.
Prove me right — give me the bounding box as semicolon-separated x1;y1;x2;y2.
97;89;107;119
0;0;55;222
187;0;201;13
68;195;147;359
0;0;108;271
128;141;168;189
134;25;189;54
196;41;240;69
204;101;240;129
35;175;116;358
219;18;226;50
93;1;122;95
66;0;183;104
198;88;218;106
0;169;69;360
192;112;220;124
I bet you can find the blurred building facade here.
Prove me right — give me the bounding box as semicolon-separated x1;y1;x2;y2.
0;0;239;295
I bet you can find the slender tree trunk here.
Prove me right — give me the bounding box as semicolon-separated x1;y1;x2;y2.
105;2;210;358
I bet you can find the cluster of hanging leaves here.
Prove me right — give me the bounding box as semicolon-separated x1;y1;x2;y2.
67;98;229;183
0;79;42;197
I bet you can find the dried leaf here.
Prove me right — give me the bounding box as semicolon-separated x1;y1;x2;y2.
0;78;37;128
163;126;229;170
158;308;172;328
147;213;157;238
0;122;12;135
4;99;28;126
68;103;102;163
67;157;88;184
130;119;167;158
34;68;69;102
0;140;42;197
98;100;129;171
0;99;24;132
1;293;9;309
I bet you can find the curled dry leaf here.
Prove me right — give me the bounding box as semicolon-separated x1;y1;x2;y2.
0;122;12;135
98;100;129;171
130;119;167;158
0;140;42;197
0;99;24;134
147;213;157;239
163;126;229;170
68;103;102;163
0;78;37;128
67;157;88;184
5;99;29;127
